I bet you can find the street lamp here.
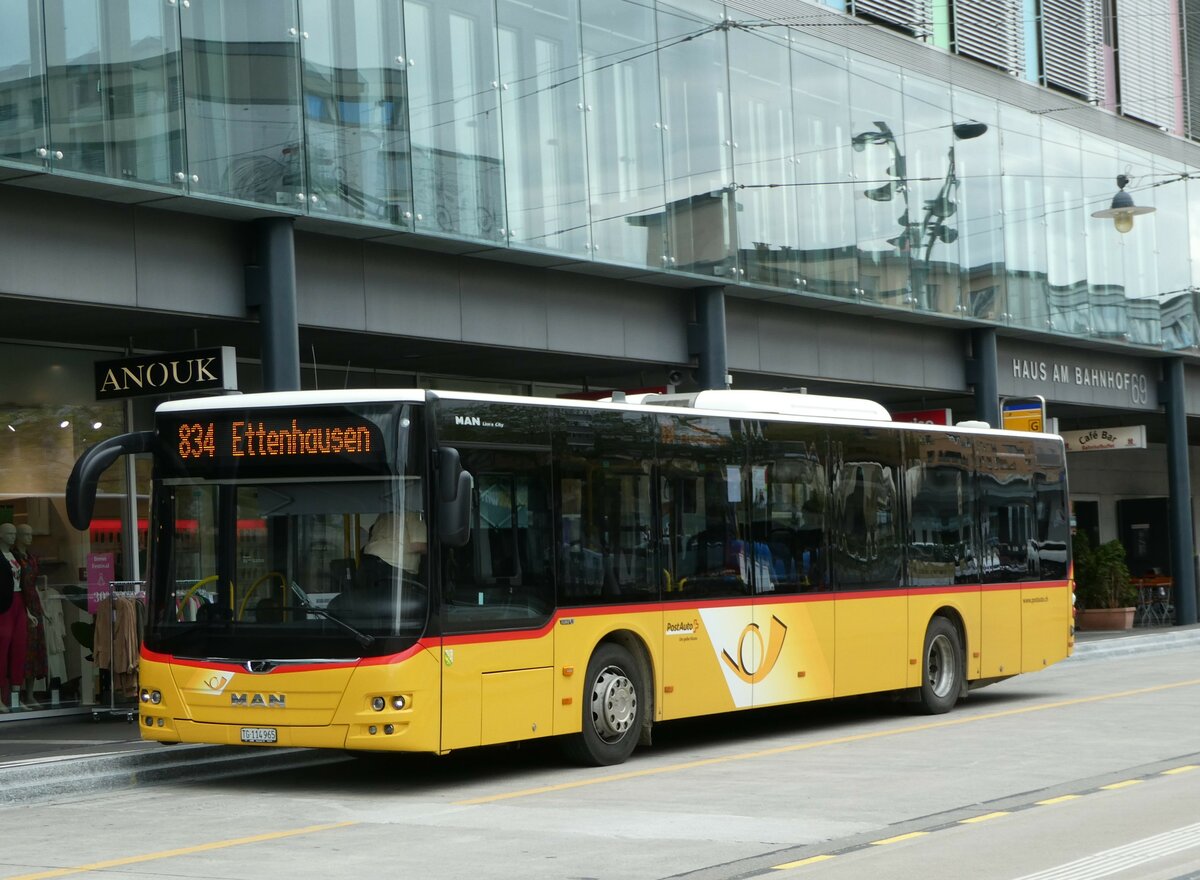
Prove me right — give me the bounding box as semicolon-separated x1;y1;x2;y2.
1091;174;1155;234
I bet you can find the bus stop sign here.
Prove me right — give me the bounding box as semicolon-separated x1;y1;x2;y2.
1002;396;1046;433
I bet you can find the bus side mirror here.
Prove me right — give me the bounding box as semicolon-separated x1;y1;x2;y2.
437;447;473;548
65;431;155;530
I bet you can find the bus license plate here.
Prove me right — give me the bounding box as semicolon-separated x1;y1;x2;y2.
240;727;277;744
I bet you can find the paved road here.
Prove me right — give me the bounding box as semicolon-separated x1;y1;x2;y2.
2;644;1200;879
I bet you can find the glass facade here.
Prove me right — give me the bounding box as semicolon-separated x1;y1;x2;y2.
0;343;147;716
3;0;1200;350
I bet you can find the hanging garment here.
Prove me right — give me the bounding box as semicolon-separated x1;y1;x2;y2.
40;587;67;684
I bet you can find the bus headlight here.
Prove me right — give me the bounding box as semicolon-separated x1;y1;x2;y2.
371;696;386;711
392;695;406;710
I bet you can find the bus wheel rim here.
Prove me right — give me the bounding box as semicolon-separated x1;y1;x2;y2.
590;665;637;742
927;633;954;698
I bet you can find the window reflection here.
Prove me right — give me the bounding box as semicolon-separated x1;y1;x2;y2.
42;0;182;186
580;0;666;269
1000;107;1046;330
404;0;505;242
952;89;1004;321
729;26;794;289
850;58;908;307
0;0;46;166
1119;147;1160;345
791;35;855;297
181;0;304;207
657;0;736;278
1040;121;1088;335
299;0;411;226
497;0;589;255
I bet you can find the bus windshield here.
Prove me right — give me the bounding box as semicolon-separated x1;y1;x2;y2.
145;403;426;660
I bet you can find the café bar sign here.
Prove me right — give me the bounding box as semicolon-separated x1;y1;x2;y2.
1060;425;1147;452
95;347;238;401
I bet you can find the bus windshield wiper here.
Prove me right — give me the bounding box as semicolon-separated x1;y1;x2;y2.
288;581;374;647
299;605;375;648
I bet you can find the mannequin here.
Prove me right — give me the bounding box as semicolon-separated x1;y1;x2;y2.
15;524;45;706
0;523;33;710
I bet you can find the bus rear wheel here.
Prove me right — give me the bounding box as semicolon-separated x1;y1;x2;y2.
919;617;962;714
562;643;643;766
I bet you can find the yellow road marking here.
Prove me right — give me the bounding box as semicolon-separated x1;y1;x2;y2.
772;855;836;869
1100;780;1142;790
1163;765;1199;775
1037;795;1081;805
959;811;1009;824
871;832;928;845
455;677;1200;805
6;821;357;880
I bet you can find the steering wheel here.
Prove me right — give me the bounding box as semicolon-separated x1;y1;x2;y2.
237;571;287;621
177;575;220;621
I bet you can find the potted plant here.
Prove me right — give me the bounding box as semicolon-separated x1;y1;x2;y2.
1072;533;1137;630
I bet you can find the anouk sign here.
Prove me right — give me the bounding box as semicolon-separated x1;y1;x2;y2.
95;347;238;401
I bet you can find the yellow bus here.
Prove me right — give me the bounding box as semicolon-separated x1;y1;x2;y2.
67;388;1072;766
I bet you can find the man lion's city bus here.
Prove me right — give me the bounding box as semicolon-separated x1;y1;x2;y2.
66;389;1072;766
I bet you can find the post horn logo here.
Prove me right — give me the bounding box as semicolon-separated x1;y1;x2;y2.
720;615;788;684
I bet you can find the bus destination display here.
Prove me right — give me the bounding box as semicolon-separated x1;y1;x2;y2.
159;410;389;477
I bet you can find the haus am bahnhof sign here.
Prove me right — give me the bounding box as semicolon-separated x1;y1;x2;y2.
997;340;1155;411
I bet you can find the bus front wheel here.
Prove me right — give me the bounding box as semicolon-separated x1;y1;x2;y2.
563;643;643;766
919;617;962;714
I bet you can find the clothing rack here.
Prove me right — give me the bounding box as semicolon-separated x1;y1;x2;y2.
92;581;145;723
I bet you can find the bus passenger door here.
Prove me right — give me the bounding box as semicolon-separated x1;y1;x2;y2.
976;436;1029;679
747;421;835;707
659;415;754;720
433;403;556;752
830;428;908;697
903;431;981;687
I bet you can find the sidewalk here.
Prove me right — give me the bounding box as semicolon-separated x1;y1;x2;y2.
0;624;1195;804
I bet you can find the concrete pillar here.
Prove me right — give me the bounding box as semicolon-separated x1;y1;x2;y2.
968;327;1000;426
689;286;728;391
245;218;301;392
1162;357;1197;625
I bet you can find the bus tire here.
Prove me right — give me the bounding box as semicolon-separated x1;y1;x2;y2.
562;642;643;766
918;617;962;715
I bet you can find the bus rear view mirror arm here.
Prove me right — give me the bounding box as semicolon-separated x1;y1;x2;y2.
437;446;473;548
65;431;155;531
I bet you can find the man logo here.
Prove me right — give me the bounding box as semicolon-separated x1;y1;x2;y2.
720;615;787;684
230;693;286;708
454;415;481;426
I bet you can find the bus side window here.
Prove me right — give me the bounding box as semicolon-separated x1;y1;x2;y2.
751;421;829;594
441;449;554;632
829;427;902;591
976;437;1036;583
659;414;751;600
904;432;975;588
554;408;657;605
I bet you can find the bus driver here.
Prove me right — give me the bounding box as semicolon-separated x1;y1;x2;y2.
349;510;428;628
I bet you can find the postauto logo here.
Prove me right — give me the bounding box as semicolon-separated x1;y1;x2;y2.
698;609;789;708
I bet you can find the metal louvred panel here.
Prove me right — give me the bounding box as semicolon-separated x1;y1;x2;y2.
1186;0;1200;137
1042;0;1103;101
952;0;1024;75
1116;0;1178;129
851;0;932;39
722;0;851;26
